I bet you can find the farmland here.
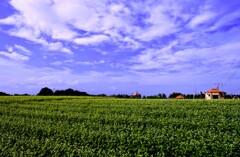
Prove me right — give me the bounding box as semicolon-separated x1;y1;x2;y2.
0;96;239;156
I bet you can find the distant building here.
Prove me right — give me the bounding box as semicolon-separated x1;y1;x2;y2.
176;95;185;99
232;96;239;99
131;91;141;98
205;88;225;100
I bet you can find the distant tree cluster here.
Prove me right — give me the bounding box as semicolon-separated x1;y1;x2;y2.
37;87;54;96
0;91;10;96
96;94;107;97
143;93;167;99
168;92;205;99
0;91;31;96
225;94;240;99
110;94;131;98
1;87;240;99
14;94;31;96
37;87;90;96
55;88;89;96
168;92;183;99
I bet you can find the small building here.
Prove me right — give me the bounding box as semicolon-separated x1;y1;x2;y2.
131;91;141;98
176;95;185;99
205;88;225;100
232;96;239;99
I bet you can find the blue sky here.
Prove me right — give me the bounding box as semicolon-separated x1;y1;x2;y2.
0;0;240;96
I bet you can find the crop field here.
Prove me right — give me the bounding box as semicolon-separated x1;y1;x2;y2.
0;96;239;156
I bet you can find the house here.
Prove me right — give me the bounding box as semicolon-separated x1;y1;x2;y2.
131;91;141;98
205;88;225;100
232;96;239;99
176;95;185;99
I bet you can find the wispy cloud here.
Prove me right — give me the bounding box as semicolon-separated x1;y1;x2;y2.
77;60;105;66
8;27;72;54
0;44;31;62
188;11;216;28
14;44;31;55
208;10;240;32
0;51;29;61
130;41;240;75
74;35;110;45
0;0;187;48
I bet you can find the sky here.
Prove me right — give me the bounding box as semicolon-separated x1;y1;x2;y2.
0;0;240;96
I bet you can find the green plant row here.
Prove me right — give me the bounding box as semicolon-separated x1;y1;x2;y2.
0;96;239;156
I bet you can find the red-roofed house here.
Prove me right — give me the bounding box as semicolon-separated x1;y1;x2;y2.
176;95;185;99
205;88;225;100
131;91;141;98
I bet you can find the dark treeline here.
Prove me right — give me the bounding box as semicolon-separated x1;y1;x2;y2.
168;92;240;99
109;94;131;98
168;92;204;99
37;87;90;96
143;93;167;99
1;87;240;99
0;91;10;96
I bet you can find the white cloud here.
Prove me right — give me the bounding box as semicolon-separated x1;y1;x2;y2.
14;45;31;55
46;42;72;54
9;27;41;42
9;0;77;40
188;11;216;28
136;25;177;41
1;0;183;47
0;44;31;62
74;35;110;45
77;60;105;66
0;51;29;61
130;41;240;75
0;14;23;26
122;37;141;49
0;0;190;50
8;27;72;54
0;0;75;54
209;10;240;31
96;49;108;55
53;0;105;32
134;4;178;41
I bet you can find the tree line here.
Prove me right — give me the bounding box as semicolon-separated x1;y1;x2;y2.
37;87;90;96
0;87;240;99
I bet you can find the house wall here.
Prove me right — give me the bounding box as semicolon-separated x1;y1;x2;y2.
205;93;224;100
205;93;212;100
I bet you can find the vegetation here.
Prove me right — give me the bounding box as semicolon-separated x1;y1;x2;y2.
0;91;10;96
1;87;239;98
0;96;239;156
37;87;90;96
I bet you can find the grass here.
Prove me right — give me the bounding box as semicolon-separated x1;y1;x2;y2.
0;96;239;156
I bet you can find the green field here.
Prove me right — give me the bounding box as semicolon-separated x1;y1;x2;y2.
0;96;239;156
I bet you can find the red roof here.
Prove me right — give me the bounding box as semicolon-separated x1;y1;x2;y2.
176;95;185;99
134;92;141;96
205;88;224;93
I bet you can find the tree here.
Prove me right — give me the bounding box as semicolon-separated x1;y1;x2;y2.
97;94;107;97
37;87;53;96
54;90;65;96
158;93;167;99
0;91;10;96
54;88;90;96
162;93;167;99
65;88;75;95
110;94;131;98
